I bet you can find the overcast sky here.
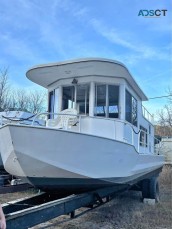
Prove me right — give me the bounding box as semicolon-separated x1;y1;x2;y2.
0;0;171;116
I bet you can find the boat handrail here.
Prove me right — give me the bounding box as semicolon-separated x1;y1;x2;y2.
0;112;45;126
32;112;162;155
138;128;162;155
142;105;154;123
153;135;163;155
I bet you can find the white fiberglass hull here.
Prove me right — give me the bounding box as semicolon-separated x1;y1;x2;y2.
0;124;164;193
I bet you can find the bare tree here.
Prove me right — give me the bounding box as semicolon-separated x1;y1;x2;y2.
0;67;47;113
6;89;18;110
158;105;172;128
155;125;172;137
14;89;30;111
7;88;47;113
167;87;172;104
156;88;172;136
0;67;10;111
27;90;47;113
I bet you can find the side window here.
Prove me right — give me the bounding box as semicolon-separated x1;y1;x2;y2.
62;86;75;110
140;126;148;147
108;85;119;118
95;85;106;117
125;90;137;126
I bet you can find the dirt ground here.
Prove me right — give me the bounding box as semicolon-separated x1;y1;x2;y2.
1;165;172;229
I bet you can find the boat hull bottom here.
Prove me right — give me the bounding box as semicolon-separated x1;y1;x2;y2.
22;167;162;194
25;177;129;194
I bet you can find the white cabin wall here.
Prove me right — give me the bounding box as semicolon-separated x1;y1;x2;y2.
54;88;59;113
57;86;62;112
89;82;95;117
119;83;125;120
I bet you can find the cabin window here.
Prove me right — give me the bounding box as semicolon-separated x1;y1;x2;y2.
76;85;89;115
95;85;106;117
95;84;119;118
125;90;137;126
140;126;148;147
62;86;75;110
62;85;89;115
108;85;119;118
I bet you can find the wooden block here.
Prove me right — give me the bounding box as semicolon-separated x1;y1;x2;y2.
143;198;156;205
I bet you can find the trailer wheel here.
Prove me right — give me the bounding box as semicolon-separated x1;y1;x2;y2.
149;177;160;202
142;177;160;202
142;179;150;199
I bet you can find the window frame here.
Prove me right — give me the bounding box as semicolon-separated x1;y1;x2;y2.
125;90;138;126
62;84;90;115
94;84;119;118
140;125;148;147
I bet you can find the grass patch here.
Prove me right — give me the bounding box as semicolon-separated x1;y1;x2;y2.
159;165;172;186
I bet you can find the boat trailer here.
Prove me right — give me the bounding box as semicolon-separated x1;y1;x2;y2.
3;185;128;229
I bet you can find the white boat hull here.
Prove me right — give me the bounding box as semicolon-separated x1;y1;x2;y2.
0;124;164;193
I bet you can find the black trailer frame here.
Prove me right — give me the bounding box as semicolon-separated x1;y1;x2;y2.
3;185;128;229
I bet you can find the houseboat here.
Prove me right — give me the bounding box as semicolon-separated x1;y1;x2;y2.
0;58;164;196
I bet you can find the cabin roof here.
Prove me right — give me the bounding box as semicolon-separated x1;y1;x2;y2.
26;58;148;101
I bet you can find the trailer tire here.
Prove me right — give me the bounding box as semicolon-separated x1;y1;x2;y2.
149;177;160;202
142;177;160;202
142;179;150;199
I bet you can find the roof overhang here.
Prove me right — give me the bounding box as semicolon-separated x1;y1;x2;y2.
26;58;148;101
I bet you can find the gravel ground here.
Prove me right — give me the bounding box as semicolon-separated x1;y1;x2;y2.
1;166;172;229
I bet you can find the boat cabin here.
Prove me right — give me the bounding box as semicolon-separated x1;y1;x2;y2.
27;58;156;155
